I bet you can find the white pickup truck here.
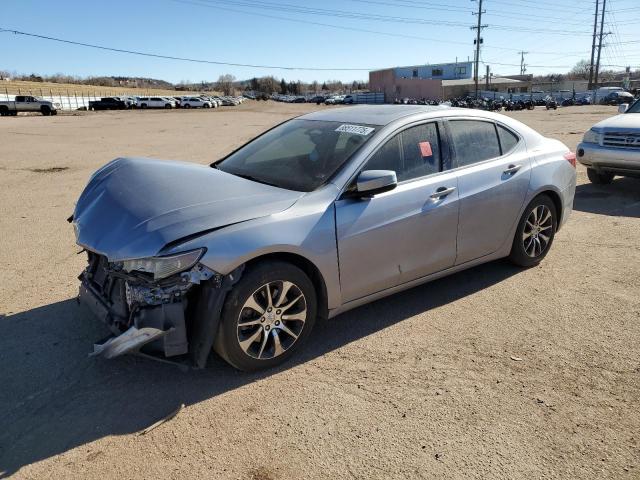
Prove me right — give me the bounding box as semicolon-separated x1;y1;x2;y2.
0;95;61;116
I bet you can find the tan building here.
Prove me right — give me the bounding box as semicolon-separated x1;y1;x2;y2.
369;68;443;102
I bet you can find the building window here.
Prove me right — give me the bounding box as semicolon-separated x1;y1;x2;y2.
432;68;443;77
412;69;418;78
454;66;467;75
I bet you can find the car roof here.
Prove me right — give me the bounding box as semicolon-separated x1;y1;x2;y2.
300;105;450;126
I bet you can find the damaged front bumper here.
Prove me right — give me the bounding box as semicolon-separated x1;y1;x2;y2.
78;251;238;368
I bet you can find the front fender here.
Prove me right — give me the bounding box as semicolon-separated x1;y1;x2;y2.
163;190;342;310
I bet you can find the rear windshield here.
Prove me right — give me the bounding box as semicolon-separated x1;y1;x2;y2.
215;119;377;192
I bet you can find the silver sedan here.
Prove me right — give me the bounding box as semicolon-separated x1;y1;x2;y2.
72;105;577;371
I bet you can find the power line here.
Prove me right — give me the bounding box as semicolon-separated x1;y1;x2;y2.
182;0;595;35
0;27;373;71
172;0;595;53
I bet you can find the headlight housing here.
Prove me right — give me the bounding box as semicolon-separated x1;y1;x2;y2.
122;248;205;280
582;129;601;144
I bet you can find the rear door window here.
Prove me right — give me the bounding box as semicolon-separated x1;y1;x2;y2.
449;120;501;167
497;125;519;154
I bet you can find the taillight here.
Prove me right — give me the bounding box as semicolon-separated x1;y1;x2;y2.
564;151;576;168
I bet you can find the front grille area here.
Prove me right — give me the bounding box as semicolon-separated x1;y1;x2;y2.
84;251;130;324
603;132;640;149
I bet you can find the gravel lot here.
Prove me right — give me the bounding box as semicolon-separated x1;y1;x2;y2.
0;103;638;479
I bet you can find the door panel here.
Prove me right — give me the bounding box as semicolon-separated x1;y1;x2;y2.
455;149;531;264
335;172;459;303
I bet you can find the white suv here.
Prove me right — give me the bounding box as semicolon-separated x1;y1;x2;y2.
137;97;176;109
180;97;213;108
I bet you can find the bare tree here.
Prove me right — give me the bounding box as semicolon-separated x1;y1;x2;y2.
216;74;236;95
568;60;591;80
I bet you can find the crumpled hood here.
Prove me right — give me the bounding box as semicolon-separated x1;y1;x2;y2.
73;157;303;261
592;113;640;132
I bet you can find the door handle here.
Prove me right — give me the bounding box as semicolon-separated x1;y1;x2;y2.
430;186;456;199
503;164;522;175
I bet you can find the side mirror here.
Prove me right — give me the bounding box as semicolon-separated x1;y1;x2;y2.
355;170;397;196
618;103;629;113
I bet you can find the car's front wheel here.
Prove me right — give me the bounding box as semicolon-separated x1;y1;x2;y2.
214;261;317;371
587;168;614;185
509;195;557;267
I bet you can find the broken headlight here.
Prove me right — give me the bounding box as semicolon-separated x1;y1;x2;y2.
122;248;205;280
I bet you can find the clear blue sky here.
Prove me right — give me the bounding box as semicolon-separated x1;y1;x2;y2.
1;0;639;84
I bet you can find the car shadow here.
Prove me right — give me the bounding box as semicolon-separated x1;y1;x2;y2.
0;259;520;477
573;176;640;218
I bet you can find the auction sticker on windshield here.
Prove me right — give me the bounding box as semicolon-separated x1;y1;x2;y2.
335;124;375;136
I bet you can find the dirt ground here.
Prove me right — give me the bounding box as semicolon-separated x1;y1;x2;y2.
0;103;638;479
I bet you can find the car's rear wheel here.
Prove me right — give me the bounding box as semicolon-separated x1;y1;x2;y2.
509;195;557;267
214;261;317;371
587;168;614;185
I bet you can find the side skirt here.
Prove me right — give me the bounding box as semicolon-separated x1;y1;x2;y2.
327;250;508;319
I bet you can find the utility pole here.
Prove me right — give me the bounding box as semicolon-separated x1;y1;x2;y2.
486;65;490;90
471;0;487;98
594;0;608;87
588;0;599;90
518;51;528;75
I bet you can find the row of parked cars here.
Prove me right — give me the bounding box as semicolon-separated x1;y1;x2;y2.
88;94;246;110
269;93;356;105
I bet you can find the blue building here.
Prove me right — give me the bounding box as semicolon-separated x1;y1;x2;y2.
391;62;473;81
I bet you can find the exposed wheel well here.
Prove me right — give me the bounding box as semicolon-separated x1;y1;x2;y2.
243;253;329;321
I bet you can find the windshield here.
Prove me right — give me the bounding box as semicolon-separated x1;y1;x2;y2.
627;99;640;113
215;119;377;191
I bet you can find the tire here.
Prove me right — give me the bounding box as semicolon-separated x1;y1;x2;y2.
214;261;318;371
0;107;7;116
508;194;557;267
164;104;172;109
140;103;147;109
587;168;614;185
41;106;51;116
184;103;191;109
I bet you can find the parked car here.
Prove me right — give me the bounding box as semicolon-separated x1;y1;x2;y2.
72;105;576;371
577;98;640;184
601;91;635;106
324;95;343;105
137;96;176;109
180;97;212;108
0;95;60;116
89;97;131;111
342;95;355;104
308;95;326;104
219;96;240;106
192;95;217;108
594;86;624;104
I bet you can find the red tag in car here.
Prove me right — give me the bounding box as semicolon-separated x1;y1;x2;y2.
419;141;432;157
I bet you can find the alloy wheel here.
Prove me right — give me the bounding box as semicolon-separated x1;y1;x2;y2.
236;280;307;360
522;205;553;257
